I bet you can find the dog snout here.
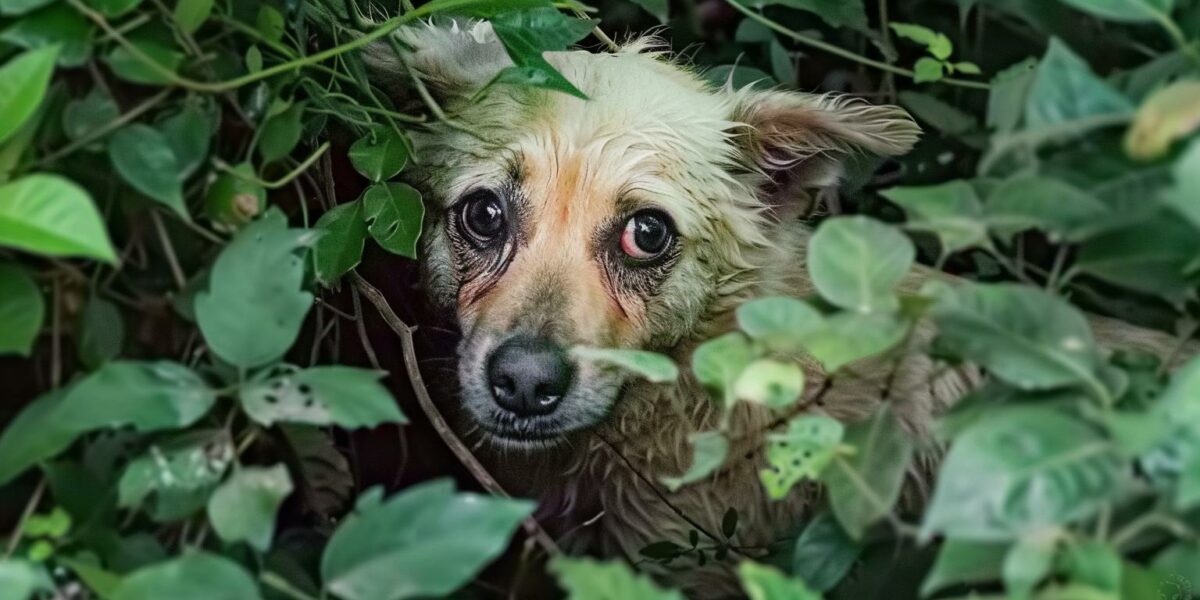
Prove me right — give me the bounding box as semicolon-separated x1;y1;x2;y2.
486;336;574;417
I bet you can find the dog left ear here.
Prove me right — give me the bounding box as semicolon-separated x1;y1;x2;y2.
729;89;920;219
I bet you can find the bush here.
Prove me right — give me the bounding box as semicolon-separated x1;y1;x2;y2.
0;0;1199;598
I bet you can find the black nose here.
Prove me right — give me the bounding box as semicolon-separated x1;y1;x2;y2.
486;336;573;416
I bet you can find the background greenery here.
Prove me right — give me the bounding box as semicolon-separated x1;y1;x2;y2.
1;0;1199;598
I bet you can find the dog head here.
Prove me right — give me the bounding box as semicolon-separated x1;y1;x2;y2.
371;20;918;447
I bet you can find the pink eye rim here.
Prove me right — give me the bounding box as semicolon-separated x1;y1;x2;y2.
619;210;674;262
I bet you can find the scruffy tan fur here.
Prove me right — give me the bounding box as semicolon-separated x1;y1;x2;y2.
369;22;1186;597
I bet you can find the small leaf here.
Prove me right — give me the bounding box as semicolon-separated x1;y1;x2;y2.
62;89;119;144
803;311;908;372
1124;79;1200;160
823;406;914;539
312;200;368;285
913;57;944;83
489;8;594;99
0;560;51;600
109;124;188;219
551;557;683;600
173;0;213;34
1063;541;1122;593
239;366;406;429
207;465;293;551
1003;534;1058;599
629;0;667;22
570;347;678;383
888;22;938;46
736;296;824;353
0;45;57;145
760;415;844;500
321;480;533;600
0;263;43;356
1025;39;1134;128
791;512;861;592
112;552;262;600
104;37;184;86
660;431;728;492
194;209;318;368
882;180;987;255
639;541;685;560
808;216;914;313
259;101;305;163
691;332;754;405
349;125;410;182
23;507;70;538
158;101;214;178
920;539;1008;597
734;359;805;408
954;61;982;74
255;5;284;42
722;508;738;538
362;182;424;259
739;562;822;600
1058;0;1175;23
1;5;93;67
117;430;233;511
987;58;1038;132
76;295;124;369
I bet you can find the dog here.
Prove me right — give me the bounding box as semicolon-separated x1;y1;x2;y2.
368;20;1185;597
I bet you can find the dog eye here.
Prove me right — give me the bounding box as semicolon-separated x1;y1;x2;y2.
459;189;505;243
620;210;673;261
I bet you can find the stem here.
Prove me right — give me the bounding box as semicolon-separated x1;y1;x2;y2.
4;478;46;559
151;210;187;290
215;142;331;190
34;89;173;168
726;0;990;91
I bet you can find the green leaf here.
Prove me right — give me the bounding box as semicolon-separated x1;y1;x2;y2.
109;124;188;219
1124;80;1200;160
239;366;406;428
0;173;115;262
739;562;822;600
104;37;184;86
760;415;844;499
112;552;262;600
194;209;319;369
762;0;868;30
489;8;595;99
321;479;533;600
922;406;1126;541
1025;39;1134;128
888;22;938;46
692;332;754;405
791;512;861;592
955;61;982;74
808;216;914;313
984;175;1109;242
628;0;667;22
0;0;55;14
89;0;142;17
1075;211;1200;303
987;58;1038;132
1003;534;1058;599
0;560;51;600
768;40;795;86
0;45;57;145
924;281;1105;393
736;296;824;353
804;311;908;373
823;406;913;539
570;347;679;383
705;64;778;89
1152;541;1200;588
362;182;424;259
117;430;232;510
920;539;1008;597
62;89;119;144
207;464;293;551
1063;541;1122;593
735;19;773;43
204;163;265;228
259;101;305;163
734;359;805;408
313;200;368;285
158;101;214;179
23;506;70;538
912;57;944;83
882;180;988;255
173;0;213;34
1;5;93;67
899;91;978;136
349;125;410;182
0;263;42;356
1177;453;1200;510
550;557;683;600
256;5;284;42
1057;0;1174;23
76;295;123;369
660;431;728;491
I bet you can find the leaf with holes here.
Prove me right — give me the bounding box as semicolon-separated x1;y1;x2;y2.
692;332;755;406
661;431;728;492
362;183;424;259
195;209;319;368
734;359;805;408
239;366;405;429
808;216;914;313
207;464;293;551
760;415;844;500
349;125;410;182
117;430;233;512
570;347;678;383
0;263;42;356
822;405;914;539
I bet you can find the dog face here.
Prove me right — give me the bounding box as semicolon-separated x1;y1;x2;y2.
376;21;918;447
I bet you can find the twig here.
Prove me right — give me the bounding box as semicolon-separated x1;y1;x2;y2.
4;478;46;559
34;89;173;167
349;272;561;557
151;210;187;290
350;287;383;370
213;142;331;190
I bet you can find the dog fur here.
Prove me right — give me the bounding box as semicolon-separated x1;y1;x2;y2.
369;21;1186;597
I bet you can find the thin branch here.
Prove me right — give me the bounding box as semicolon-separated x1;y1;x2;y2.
151;210;187;290
34;89;173;167
350;272;561;557
4;478;46;559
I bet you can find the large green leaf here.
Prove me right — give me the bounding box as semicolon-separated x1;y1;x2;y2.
691;331;754;405
109;124;188;219
0;0;55;14
882;180;988;255
0;560;51;600
112;552;262;600
738;562;822;600
984;175;1109;241
489;8;595;99
0;45;57;145
1075;211;1200;303
0;4;93;67
117;430;232;511
1024;39;1134;128
207;464;293;551
0;262;43;356
807;216;914;313
920;539;1008;597
0;174;116;262
194;209;319;368
570;347;679;383
321;479;533;600
550;557;683;600
239;366;406;428
103;36;184;86
760;415;844;499
987;58;1038;132
362;182;424;259
0;361;216;485
312;200;368;285
925;281;1106;394
922;406;1126;541
660;430;729;491
736;296;824;353
348;125;409;182
791;512;861;592
1057;0;1173;23
802;311;909;372
823;406;914;539
758;0;868;30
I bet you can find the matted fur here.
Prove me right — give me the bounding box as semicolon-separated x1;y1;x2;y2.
368;22;1185;597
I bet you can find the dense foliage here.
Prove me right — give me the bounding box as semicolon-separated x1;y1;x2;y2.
1;0;1200;598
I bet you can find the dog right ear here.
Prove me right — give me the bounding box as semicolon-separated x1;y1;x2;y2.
363;20;514;108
